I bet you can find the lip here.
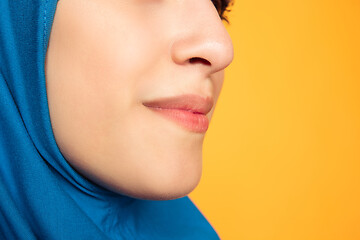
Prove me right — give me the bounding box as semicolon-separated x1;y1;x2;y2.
143;94;214;133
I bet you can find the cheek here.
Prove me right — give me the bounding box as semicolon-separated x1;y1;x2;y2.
45;2;125;159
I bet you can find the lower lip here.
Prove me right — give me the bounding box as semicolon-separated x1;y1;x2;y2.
146;107;209;133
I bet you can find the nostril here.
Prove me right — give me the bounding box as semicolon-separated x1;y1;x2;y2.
189;57;211;66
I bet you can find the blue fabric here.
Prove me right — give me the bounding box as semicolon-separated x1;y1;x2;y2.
0;1;220;239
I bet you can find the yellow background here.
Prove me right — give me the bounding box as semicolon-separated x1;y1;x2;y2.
189;0;360;239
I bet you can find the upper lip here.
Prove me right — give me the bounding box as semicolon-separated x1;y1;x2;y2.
143;94;214;115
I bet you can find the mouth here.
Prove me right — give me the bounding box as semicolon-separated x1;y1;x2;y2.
142;94;214;133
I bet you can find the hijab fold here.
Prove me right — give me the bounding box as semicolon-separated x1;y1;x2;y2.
0;1;219;239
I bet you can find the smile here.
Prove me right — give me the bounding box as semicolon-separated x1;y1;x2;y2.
143;94;213;133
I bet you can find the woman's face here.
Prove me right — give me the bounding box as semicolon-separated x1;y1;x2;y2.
45;0;233;200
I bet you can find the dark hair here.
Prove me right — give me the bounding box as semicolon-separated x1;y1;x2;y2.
213;0;233;22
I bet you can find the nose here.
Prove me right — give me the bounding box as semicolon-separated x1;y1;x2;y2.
170;0;234;75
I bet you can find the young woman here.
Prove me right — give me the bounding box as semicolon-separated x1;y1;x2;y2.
0;0;233;239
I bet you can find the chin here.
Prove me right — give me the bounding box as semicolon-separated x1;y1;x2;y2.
139;171;202;201
124;175;202;201
137;153;203;200
101;155;203;201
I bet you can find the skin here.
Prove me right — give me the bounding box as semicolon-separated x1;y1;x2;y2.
45;0;233;200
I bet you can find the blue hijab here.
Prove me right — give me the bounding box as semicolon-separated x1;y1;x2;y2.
0;1;219;239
